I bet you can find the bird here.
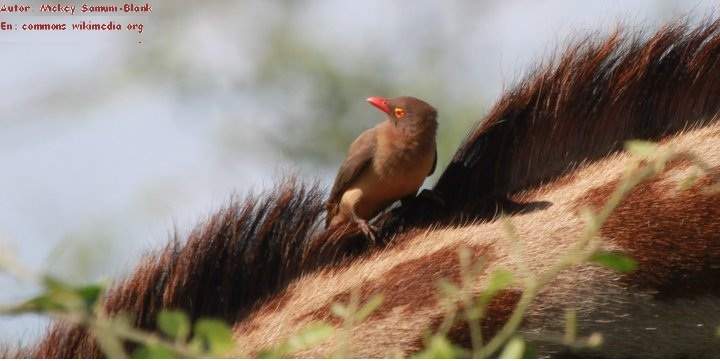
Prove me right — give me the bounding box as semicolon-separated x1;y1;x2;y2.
325;96;438;241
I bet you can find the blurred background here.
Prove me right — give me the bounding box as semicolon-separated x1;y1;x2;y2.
0;0;717;346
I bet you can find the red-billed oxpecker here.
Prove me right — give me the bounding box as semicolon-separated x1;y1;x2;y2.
325;96;438;241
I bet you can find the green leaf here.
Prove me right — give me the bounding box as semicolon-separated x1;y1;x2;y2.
285;323;333;352
187;337;204;355
8;295;62;314
522;341;538;358
354;294;383;322
41;275;69;290
157;310;190;342
499;336;525;359
413;335;465;359
13;277;80;313
193;318;235;356
132;344;176;359
487;269;513;294
590;251;637;273
480;269;514;304
7;278;106;314
259;322;334;358
330;303;348;319
93;327;128;358
625;140;658;158
76;284;103;309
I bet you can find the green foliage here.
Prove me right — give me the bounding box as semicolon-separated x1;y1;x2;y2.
192;319;235;356
7;277;104;315
132;344;176;359
413;335;466;359
625;140;658;158
499;336;525;359
258;322;334;358
94;316;132;358
480;269;514;304
590;251;638;273
331;291;385;357
157;310;190;342
246;12;483;173
354;294;384;323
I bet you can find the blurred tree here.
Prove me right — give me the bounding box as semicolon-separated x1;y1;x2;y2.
1;1;489;292
215;1;485;181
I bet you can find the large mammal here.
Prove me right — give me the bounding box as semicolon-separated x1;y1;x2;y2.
21;18;720;357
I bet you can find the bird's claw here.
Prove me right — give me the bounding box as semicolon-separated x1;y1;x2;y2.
356;219;378;243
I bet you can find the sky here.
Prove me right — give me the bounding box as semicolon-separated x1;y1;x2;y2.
1;0;717;347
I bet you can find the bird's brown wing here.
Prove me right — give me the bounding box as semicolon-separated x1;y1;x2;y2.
326;128;377;222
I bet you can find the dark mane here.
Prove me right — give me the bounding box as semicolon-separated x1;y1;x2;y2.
428;18;720;220
20;18;720;357
29;178;396;358
31;180;333;357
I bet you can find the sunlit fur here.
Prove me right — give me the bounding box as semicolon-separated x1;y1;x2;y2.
17;18;720;358
235;123;720;357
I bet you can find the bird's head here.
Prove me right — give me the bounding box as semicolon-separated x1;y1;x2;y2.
366;96;437;129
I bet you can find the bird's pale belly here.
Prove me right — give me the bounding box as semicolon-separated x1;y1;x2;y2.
339;150;433;222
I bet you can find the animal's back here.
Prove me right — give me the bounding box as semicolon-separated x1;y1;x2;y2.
232;18;720;357
233;121;720;357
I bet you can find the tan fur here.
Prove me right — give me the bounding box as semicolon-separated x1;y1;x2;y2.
233;121;720;358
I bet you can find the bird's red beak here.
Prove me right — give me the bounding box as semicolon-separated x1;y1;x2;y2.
366;96;391;115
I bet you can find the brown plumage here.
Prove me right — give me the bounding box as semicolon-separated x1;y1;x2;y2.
325;96;438;240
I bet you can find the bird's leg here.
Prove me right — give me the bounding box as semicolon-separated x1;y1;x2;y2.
350;210;377;243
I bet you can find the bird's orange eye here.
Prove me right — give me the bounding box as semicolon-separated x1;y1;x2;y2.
394;107;406;118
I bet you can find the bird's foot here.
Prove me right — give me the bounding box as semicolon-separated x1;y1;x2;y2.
355;219;378;243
